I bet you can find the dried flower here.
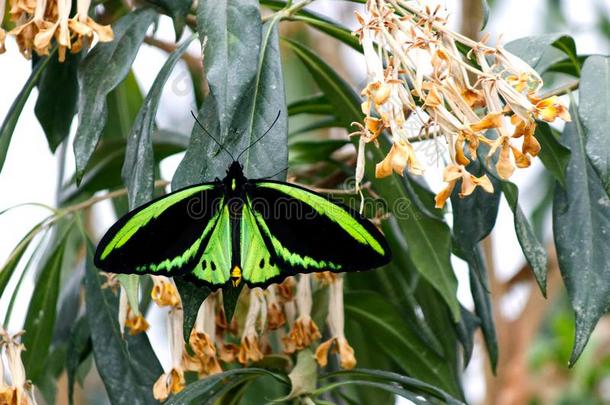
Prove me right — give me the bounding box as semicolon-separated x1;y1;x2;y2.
434;164;494;209
315;277;356;370
125;308;149;336
354;0;570;206
283;275;321;353
0;330;36;405
237;288;265;365
153;308;185;401
183;294;222;376
151;276;181;308
266;285;286;330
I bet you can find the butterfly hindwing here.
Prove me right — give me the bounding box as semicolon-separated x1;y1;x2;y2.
240;199;281;285
94;183;222;276
188;204;233;286
244;181;391;282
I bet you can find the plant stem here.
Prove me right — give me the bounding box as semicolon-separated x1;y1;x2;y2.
539;79;580;99
262;0;315;22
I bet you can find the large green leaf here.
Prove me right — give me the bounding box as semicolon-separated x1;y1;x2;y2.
22;229;70;384
502;181;548;295
536;121;571;188
85;245;162;404
553;103;610;365
344;291;462;396
287;93;333;116
0;50;54;174
580;56;610;196
123;34;197;209
103;70;144;140
66;316;92;405
505;34;580;75
165;368;288;404
34;51;82;152
173;0;261;185
73;9;157;183
284;39;460;320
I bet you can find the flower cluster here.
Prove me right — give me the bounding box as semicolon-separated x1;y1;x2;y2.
353;0;570;208
111;272;356;401
0;0;113;61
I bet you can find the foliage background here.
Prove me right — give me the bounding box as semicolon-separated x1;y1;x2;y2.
0;0;609;403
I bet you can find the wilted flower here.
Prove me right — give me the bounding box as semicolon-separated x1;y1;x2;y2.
266;285;286;330
283;275;321;353
6;0;113;60
183;294;222;376
435;164;494;209
315;277;356;370
0;330;36;405
354;0;571;206
151;276;181;308
125;308;149;336
237;288;265;365
153;308;185;401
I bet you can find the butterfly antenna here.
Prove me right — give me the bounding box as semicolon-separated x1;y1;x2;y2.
190;111;236;161
236;110;281;162
262;166;289;180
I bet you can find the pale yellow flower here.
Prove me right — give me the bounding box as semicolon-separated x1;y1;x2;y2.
151;276;181;308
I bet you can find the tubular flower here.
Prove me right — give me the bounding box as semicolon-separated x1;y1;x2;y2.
5;0;113;60
266;285;286;330
183;294;222;376
151;276;181;308
315;277;356;370
237;288;265;365
0;330;36;405
153;308;185;401
283;275;321;354
125;308;150;336
355;0;571;205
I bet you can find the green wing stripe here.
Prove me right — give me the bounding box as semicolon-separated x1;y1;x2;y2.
100;184;213;260
141;204;221;273
251;205;342;271
241;202;281;283
191;204;232;285
257;182;385;255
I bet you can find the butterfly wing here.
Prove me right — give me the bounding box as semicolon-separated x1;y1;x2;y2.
241;180;391;287
94;183;223;276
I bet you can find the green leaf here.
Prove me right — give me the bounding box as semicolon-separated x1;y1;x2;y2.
287;93;333;116
85;244;162;404
450;160;502;254
553;103;610;366
103;70;144;140
284;38;460;320
505;34;580;75
468;247;498;372
261;0;361;51
285;349;317;399
174;275;210;341
173;0;261;186
34;51;82;152
123;34;197;209
289;139;349;165
536;121;571;188
0;222;44;298
22;228;70;383
580;55;610;196
481;0;490;30
144;0;190;40
166;368;289;404
0;49;54;175
66;316;92;405
74;8;157;183
502;181;548;295
344;291;462;396
117;274;141;315
319;369;464;405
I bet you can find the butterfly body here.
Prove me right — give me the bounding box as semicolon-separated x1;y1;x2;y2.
95;161;391;289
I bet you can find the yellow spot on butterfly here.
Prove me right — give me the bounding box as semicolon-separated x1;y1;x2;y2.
231;265;242;287
232;179;236;191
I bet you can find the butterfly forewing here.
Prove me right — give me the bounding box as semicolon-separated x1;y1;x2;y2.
94;183;223;276
244;181;391;279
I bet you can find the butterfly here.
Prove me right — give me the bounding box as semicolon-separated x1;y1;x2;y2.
94;113;391;289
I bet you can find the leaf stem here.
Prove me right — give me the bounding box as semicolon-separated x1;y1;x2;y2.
262;0;315;22
539;80;580;99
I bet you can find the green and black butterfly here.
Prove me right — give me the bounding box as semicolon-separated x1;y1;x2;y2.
94;114;391;289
